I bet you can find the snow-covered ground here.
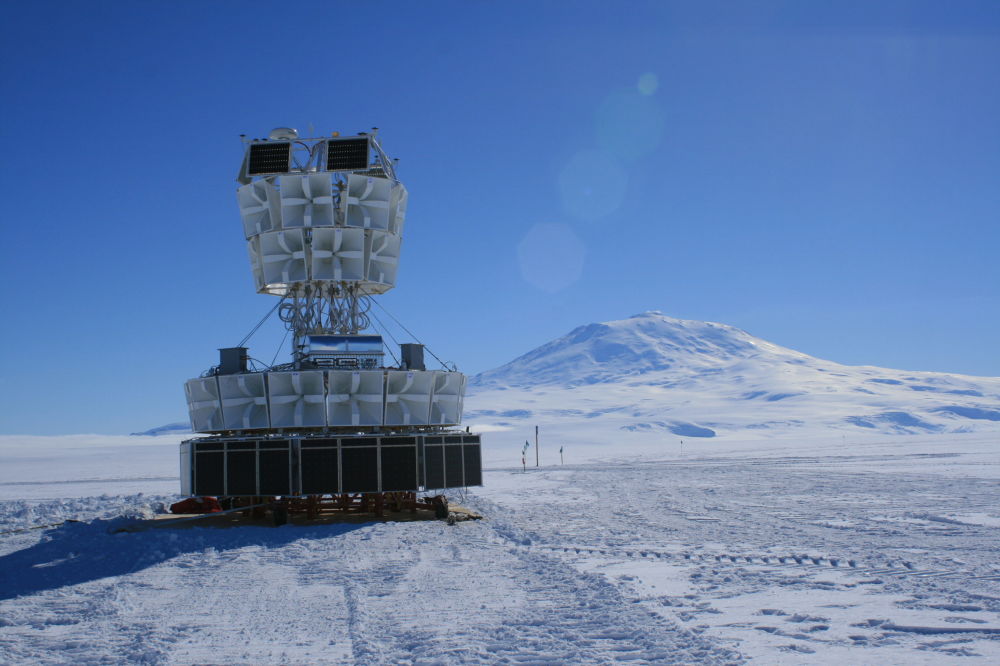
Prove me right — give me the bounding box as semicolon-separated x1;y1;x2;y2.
3;313;998;662
1;431;998;664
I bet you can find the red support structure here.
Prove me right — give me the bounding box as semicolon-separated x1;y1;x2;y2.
222;492;453;525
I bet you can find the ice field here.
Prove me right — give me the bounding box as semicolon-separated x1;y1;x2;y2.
1;431;998;664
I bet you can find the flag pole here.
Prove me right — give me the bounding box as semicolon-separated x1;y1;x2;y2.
535;425;539;467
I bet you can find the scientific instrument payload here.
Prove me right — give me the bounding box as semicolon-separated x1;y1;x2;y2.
178;128;482;518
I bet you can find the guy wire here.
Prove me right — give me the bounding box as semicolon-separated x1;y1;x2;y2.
370;299;454;370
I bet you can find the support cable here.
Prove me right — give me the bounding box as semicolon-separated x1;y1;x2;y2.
270;328;291;367
370;309;400;347
370;299;455;371
237;297;284;348
369;315;400;366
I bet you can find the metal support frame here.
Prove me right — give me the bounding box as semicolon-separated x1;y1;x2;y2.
278;284;373;365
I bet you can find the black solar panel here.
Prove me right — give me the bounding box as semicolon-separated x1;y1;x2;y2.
247;142;291;175
227;441;256;451
301;438;337;449
195;441;224;451
342;447;379;492
424;445;444;488
381;445;418;491
258;450;291;495
226;451;257;495
195;451;225;495
445;445;464;488
301;449;339;494
463;444;482;487
326;137;370;171
342;437;377;447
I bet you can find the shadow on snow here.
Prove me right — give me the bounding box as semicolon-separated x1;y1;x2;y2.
0;518;369;601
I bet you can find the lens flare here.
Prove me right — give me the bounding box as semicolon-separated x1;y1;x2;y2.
637;72;659;96
558;149;628;222
517;223;586;293
595;89;665;162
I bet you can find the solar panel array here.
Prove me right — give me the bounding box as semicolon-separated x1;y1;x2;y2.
326;137;370;171
185;434;481;496
247;142;292;175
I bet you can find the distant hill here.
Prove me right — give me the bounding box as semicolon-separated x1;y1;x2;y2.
466;312;1000;438
130;422;191;437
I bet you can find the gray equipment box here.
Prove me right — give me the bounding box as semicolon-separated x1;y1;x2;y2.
218;347;249;375
400;343;425;371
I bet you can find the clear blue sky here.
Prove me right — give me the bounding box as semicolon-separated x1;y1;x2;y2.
2;1;998;435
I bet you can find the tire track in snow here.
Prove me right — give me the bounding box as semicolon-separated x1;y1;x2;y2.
470;459;1000;662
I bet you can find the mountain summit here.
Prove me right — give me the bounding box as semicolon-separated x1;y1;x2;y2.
472;312;808;389
467;312;1000;438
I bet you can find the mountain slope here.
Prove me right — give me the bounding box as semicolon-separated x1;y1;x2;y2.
466;312;1000;439
130;422;191;437
472;313;811;389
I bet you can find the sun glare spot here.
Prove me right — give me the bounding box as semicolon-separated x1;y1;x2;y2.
637;72;659;95
517;223;586;293
595;90;665;162
558;149;628;221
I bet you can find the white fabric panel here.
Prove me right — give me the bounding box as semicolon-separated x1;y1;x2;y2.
311;227;365;281
237;180;281;238
327;370;384;426
259;229;307;285
343;174;391;230
430;371;466;425
267;370;326;427
219;373;269;430
389;183;408;235
367;231;400;286
279;174;335;227
384;370;432;426
185;376;223;433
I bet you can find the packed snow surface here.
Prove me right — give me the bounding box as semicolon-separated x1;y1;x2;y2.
1;431;999;663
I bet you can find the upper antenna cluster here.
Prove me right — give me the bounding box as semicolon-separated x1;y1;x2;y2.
235;128;408;301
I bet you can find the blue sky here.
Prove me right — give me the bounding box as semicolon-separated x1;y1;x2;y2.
1;1;998;435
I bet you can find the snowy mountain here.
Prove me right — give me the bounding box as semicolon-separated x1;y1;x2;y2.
466;312;1000;439
130;422;191;437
